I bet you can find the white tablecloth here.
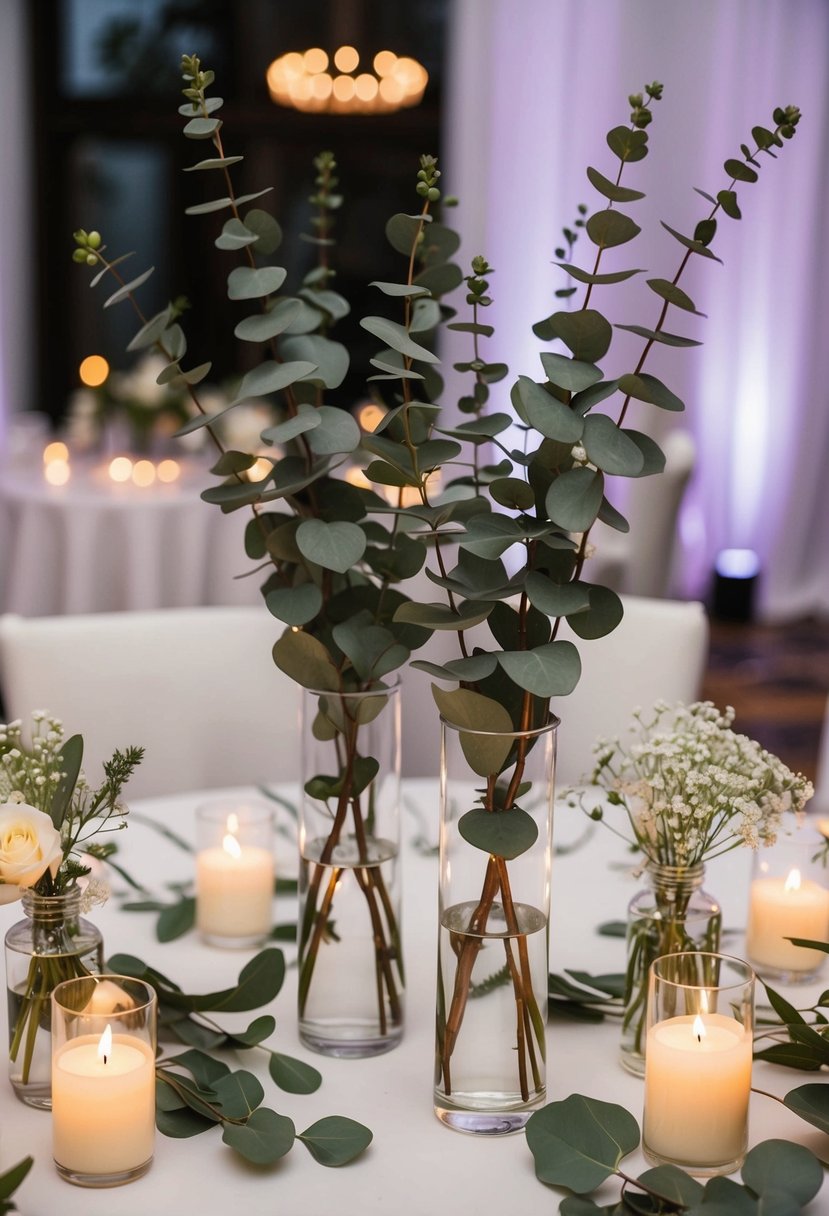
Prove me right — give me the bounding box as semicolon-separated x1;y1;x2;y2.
0;783;825;1214
0;458;259;615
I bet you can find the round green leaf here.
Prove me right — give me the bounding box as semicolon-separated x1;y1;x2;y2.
157;897;196;942
615;322;702;349
567;585;624;640
782;1083;829;1135
741;1139;823;1204
385;212;426;255
296;519;366;574
211;1070;264;1119
525;573;590;618
243;208;283;254
582;414;645;476
265;583;322;626
214;219;258;251
232;360;318;404
585;165;646;202
517;376;584;443
360;315;440;364
498;641;581;697
304;404;361;455
646;278;703;314
545;468;604;531
617;372;684;412
489;477;535;510
431;686;514;777
586;210;641;249
546;309;613;362
393;600;494;631
540;352;603;393
273;629;339;691
222;1108;296;1164
458;806;538;859
637;1165;703;1207
525;1093;640;1193
623;430;666;478
227;265;287;300
268;1052;322;1095
606;126;649;162
234;299;302;343
281;336;349;390
298;1116;373;1167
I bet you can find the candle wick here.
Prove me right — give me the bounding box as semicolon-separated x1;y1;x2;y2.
103;1053;108;1065
696;1034;701;1044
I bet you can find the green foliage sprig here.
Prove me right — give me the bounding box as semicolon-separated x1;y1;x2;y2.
525;1093;823;1213
0;1159;33;1216
107;949;372;1166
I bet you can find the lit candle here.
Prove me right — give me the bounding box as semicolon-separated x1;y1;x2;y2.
52;1025;155;1179
746;867;829;974
644;1012;752;1168
196;811;274;944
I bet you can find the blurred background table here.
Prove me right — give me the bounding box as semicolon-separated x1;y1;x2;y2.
0;454;258;616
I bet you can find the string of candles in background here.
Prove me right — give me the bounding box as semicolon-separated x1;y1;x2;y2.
266;45;428;114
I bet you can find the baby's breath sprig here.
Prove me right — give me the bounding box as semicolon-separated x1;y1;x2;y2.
585;700;813;867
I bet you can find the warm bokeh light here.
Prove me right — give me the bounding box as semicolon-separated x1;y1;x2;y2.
333;45;359;72
132;459;156;487
343;465;371;490
373;50;397;77
156;459;181;483
266;47;426;114
108;456;133;483
303;47;328;73
44;459;70;486
357;402;386;431
43;441;69;464
78;354;110;387
246;457;273;482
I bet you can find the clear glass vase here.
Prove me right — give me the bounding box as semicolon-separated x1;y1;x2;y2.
5;887;104;1108
620;862;721;1077
435;716;556;1135
298;682;403;1057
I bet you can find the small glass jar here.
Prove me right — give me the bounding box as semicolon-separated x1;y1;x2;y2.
643;952;754;1177
620;862;721;1076
5;887;104;1108
746;818;829;984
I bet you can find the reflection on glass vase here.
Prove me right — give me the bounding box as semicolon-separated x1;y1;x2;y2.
620;862;721;1076
435;717;556;1135
5;888;104;1108
298;682;403;1057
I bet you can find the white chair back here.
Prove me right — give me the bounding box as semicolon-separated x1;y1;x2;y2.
0;608;299;799
811;694;829;817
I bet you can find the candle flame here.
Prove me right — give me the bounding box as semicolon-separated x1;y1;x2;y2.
693;1014;706;1043
226;812;239;835
784;868;802;893
700;990;709;1015
223;832;242;860
98;1023;113;1065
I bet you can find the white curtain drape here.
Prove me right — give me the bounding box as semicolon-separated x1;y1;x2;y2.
444;0;829;620
0;0;32;450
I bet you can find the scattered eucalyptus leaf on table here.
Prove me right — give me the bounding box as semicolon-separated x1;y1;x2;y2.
0;1158;33;1216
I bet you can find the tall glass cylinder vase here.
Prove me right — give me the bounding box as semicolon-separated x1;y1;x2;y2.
435;716;556;1135
620;862;721;1076
298;682;403;1057
5;888;104;1108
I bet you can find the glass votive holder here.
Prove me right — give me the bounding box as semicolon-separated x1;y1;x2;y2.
643;952;754;1178
51;975;157;1187
195;797;275;948
745;817;829;984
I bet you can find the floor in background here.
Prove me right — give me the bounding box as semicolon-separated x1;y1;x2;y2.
702;616;829;784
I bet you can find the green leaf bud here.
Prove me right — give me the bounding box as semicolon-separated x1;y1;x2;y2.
416;182;428;196
72;248;88;264
85;253;98;266
427;187;440;202
646;81;663;99
628;93;643;109
73;229;88;244
87;231;102;250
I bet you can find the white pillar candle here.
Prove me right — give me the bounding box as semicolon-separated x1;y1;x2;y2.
196;823;274;940
52;1029;155;1177
746;868;829;972
644;1012;752;1167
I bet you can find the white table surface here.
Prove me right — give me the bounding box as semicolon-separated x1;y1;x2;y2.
0;457;258;615
0;782;826;1214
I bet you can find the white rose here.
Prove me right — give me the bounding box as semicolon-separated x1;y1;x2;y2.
0;802;63;903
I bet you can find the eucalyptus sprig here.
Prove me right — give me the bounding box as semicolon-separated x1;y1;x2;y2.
525;1093;823;1213
107;948;372;1166
0;1159;32;1216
